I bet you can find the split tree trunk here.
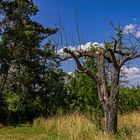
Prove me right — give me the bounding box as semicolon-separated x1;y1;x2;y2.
97;54;120;134
104;67;119;134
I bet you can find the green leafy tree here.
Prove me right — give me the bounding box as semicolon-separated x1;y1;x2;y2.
0;0;61;123
119;86;140;113
65;58;98;112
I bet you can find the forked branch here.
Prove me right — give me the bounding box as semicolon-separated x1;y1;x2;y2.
63;48;98;82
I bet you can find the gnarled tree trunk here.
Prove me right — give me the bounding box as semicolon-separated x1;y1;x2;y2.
97;54;120;134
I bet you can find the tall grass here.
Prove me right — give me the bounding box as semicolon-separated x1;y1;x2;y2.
32;112;140;140
0;112;140;140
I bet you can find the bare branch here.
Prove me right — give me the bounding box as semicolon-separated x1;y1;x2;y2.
60;48;100;61
120;52;140;66
63;48;98;82
108;48;119;69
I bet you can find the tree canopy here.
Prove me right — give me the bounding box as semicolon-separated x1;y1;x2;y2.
0;0;65;123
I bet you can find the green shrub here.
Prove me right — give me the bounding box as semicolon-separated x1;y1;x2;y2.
118;87;140;113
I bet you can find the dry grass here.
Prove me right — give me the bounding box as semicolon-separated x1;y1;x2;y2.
118;111;140;140
0;111;140;140
32;112;140;140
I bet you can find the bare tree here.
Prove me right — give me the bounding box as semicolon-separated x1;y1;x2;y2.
61;26;140;134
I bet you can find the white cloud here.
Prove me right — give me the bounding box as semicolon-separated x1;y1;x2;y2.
57;42;104;56
121;66;140;85
78;42;93;51
78;42;103;51
57;46;76;56
123;23;140;39
136;31;140;38
68;72;73;75
122;66;140;75
123;24;136;34
57;48;64;54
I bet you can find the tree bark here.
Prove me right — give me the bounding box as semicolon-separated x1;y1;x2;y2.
104;100;118;134
103;66;120;134
97;54;120;134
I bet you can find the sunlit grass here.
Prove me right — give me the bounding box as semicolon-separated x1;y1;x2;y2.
0;111;140;140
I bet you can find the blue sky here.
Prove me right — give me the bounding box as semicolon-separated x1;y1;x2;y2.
33;0;140;85
33;0;140;43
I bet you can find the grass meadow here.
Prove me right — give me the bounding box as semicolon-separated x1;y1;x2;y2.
0;111;140;140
